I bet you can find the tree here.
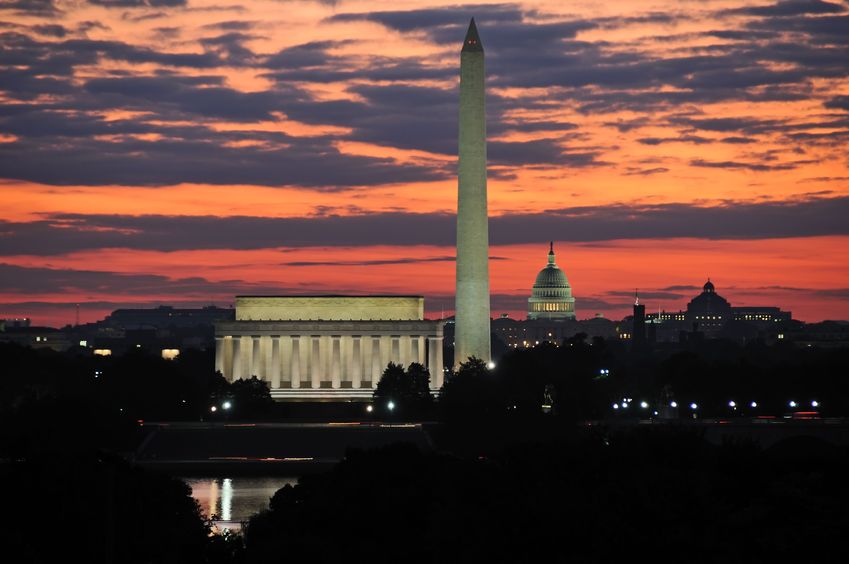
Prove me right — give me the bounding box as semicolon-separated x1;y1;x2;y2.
225;376;274;418
373;362;433;416
439;356;505;422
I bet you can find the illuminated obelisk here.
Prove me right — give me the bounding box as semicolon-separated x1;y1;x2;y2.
454;18;491;368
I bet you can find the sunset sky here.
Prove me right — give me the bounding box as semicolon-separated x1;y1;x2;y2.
1;0;848;326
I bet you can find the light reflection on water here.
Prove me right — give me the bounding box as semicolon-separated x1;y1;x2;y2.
183;476;298;529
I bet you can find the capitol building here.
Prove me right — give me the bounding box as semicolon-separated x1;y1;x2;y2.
527;243;576;320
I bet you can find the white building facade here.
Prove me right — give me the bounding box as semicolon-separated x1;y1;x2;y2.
215;296;444;400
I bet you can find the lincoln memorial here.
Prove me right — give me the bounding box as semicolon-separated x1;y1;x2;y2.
214;296;445;400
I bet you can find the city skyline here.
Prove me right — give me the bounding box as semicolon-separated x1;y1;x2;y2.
2;0;849;327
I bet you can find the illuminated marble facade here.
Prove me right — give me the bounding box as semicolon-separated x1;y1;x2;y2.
527;243;576;320
215;296;444;400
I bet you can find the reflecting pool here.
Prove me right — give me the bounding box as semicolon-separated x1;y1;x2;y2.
183;476;297;531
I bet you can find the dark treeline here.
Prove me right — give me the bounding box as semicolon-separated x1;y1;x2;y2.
368;335;849;423
2;451;242;564
0;343;273;434
439;335;849;421
4;338;849;562
244;433;849;563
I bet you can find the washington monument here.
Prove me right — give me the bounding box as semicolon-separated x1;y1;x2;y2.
454;18;491;367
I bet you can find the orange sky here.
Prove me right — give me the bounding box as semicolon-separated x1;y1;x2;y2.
1;0;848;326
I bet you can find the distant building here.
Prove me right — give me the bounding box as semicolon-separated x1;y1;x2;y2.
215;296;444;400
644;280;792;341
69;305;235;353
103;305;233;330
1;317;31;329
784;321;849;348
682;279;734;336
527;242;576;320
0;326;70;351
491;315;616;349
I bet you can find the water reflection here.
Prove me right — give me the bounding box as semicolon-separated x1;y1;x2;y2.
184;476;297;530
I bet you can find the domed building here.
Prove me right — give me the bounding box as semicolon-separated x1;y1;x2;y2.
685;279;732;335
528;243;576;320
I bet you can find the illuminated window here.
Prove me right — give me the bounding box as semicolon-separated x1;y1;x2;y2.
161;349;180;360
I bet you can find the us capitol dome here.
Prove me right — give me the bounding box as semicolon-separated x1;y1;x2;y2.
527;242;576;320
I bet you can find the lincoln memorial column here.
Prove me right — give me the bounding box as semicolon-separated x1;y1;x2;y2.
410;336;422;365
311;336;321;389
374;336;385;383
214;336;224;376
281;335;292;386
231;336;243;381
291;336;301;389
409;336;419;366
400;335;412;367
417;336;426;364
391;336;401;365
330;335;341;389
271;336;281;388
251;336;261;379
352;336;362;389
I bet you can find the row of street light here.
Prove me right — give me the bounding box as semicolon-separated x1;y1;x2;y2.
613;399;820;411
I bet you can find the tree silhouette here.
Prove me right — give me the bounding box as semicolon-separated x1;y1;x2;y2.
373;362;432;416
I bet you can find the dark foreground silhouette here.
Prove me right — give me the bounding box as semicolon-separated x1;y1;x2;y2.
244;431;849;564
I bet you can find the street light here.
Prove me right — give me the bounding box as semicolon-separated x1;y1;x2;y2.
670;401;678;408
487;361;496;370
222;401;232;410
690;402;698;410
789;400;797;408
728;400;736;408
811;400;819;408
640;401;649;409
366;405;374;413
387;401;395;411
210;406;218;412
750;401;758;408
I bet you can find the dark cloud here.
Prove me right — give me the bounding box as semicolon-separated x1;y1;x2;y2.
32;24;67;37
88;0;187;7
281;256;509;267
201;20;256;31
0;132;446;187
1;1;848;186
660;285;701;292
83;75;275;120
690;159;800;172
199;32;260;65
0;263;288;298
606;290;686;301
283;256;457;267
746;13;849;45
726;0;846;17
622;167;669;176
637;135;712;145
720;136;757;144
0;0;59;16
489;139;604;167
2;196;847;256
825;95;849;111
327;4;526;33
